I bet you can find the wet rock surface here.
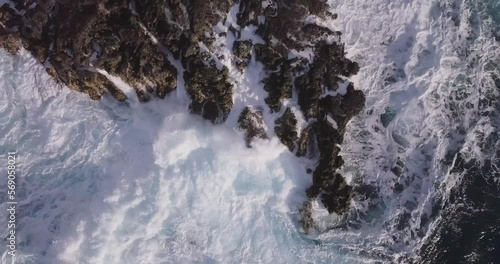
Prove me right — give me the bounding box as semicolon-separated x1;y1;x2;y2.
1;0;180;102
274;108;298;151
238;106;267;147
0;31;20;54
183;55;233;123
233;40;253;70
0;0;234;114
1;0;365;232
235;0;365;230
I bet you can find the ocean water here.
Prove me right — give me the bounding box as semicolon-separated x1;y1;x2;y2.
1;0;499;263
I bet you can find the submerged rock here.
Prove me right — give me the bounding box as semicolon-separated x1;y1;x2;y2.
299;200;314;232
380;107;397;128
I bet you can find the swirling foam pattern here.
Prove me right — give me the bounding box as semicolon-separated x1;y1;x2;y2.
325;0;499;262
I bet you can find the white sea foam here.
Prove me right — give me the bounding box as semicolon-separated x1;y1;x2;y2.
322;0;499;260
1;0;499;263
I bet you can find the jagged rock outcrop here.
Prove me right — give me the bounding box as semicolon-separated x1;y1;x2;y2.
237;106;267;147
1;0;365;233
296;126;316;158
0;0;180;102
274;108;298;151
262;68;293;113
183;55;233;123
295;42;361;119
233;40;252;70
180;0;234;123
235;0;365;231
0;30;20;54
0;0;234;121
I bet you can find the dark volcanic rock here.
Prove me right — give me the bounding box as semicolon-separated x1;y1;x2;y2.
0;31;20;54
238;8;366;203
317;173;353;215
0;0;235;120
274;108;298;151
254;43;284;71
233;40;253;70
299;200;314;232
304;117;353;215
296;126;316;158
262;70;293;113
319;84;366;132
236;0;262;28
296;42;362;120
1;0;179;101
238;107;268;147
183;55;233;124
235;0;365;230
133;0;186;58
